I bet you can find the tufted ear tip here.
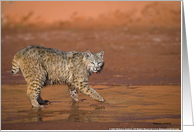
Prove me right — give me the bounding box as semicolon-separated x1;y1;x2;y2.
99;51;104;58
85;50;92;58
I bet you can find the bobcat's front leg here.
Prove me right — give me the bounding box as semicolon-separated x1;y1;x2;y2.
69;86;79;102
79;83;105;102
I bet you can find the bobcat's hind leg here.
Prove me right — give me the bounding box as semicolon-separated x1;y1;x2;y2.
21;58;47;107
37;92;50;105
27;83;44;107
69;86;79;102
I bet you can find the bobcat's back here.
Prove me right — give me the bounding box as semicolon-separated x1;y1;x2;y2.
11;45;88;85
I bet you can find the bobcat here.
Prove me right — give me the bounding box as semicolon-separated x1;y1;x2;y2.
12;45;105;107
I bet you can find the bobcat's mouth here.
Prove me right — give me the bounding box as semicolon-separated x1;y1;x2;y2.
91;67;101;73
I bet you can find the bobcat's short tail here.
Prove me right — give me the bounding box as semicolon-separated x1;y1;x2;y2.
11;53;20;74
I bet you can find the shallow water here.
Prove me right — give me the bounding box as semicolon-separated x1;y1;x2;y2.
1;84;181;129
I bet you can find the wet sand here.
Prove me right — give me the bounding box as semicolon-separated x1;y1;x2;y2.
1;84;181;130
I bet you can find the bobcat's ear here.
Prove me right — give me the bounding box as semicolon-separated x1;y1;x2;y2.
85;50;92;58
98;51;104;58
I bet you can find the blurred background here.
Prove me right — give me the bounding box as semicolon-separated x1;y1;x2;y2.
1;1;181;28
1;1;181;86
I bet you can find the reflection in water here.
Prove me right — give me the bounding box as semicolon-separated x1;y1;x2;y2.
68;102;83;122
28;107;42;122
27;102;105;123
68;102;105;122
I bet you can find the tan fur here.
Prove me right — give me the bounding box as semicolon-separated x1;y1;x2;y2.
12;45;105;107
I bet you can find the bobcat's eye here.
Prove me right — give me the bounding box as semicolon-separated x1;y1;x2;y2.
98;62;101;65
90;62;95;65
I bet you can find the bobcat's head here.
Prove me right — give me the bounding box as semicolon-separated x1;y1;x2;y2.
84;50;104;73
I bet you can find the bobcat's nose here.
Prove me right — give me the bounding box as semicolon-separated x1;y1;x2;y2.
92;67;100;72
95;67;101;71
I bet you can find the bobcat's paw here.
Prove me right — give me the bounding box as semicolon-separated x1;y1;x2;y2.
40;105;45;108
32;104;45;108
73;98;79;102
44;100;50;105
98;98;105;102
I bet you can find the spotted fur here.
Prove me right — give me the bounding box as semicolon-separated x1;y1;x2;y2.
12;45;105;107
